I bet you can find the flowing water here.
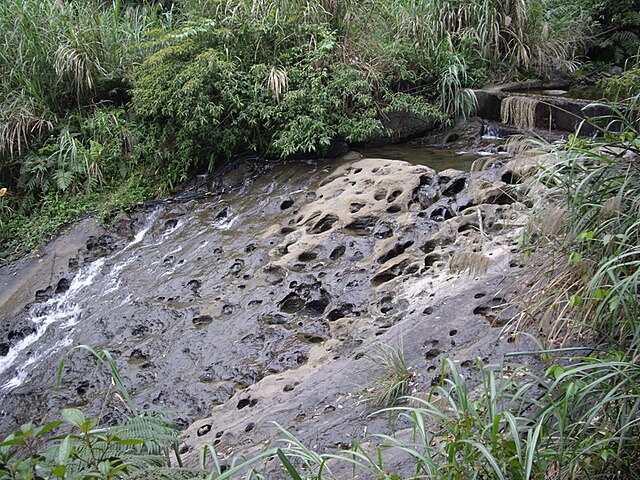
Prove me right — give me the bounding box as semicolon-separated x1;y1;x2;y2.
358;144;478;171
0;149;482;433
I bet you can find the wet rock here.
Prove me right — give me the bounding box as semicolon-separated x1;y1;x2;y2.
192;315;213;328
0;148;541;467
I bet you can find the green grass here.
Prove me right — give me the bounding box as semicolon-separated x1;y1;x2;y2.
0;170;163;267
0;0;599;265
2;2;639;479
367;342;414;407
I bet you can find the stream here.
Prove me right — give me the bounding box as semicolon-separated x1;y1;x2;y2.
1;147;488;433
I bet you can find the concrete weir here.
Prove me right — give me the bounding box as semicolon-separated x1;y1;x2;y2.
474;81;617;135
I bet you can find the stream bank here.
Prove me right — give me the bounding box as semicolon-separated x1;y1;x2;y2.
0;119;553;473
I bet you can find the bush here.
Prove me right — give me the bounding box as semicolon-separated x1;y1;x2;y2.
131;16;445;177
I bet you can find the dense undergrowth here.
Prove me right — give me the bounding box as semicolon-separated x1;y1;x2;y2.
2;0;633;264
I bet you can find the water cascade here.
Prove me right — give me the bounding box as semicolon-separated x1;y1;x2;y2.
0;152;533;463
500;96;539;130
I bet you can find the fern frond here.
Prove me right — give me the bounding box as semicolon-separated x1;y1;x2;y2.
111;413;179;455
124;467;209;480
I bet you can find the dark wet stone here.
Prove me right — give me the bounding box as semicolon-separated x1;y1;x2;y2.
425;348;442;360
164;219;178;230
259;313;287;325
279;293;305;314
377;241;414;264
7;327;36;342
192;315;213;328
371;259;411;287
308;214;338;234
430;205;453;222
55;278;70;294
344;215;378;234
327;304;355;321
373;224;394;239
298;251;318;262
35;287;52;302
0;343;9;356
280;199;294;210
443;177;467;196
329;245;346;260
215;208;228;220
349;202;365;213
237;398;258;410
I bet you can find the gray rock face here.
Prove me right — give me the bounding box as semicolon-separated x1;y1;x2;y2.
0;152;537;470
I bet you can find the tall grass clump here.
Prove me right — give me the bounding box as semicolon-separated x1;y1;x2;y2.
0;0;162;194
507;94;640;476
260;355;640;479
0;0;168;264
523;94;640;350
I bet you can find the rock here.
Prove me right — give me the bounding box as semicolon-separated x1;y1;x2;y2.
0;147;541;474
365;110;440;146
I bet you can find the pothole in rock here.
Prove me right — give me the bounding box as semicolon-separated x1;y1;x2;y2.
371;259;412;287
128;349;149;365
349;202;365;213
264;265;286;285
280;199;294;210
192;315;213;328
429;205;453;222
374;223;394;239
377;241;414;264
279;293;306;314
327;303;356;321
186;279;202;293
259;313;288;326
298;250;318;262
302;297;330;316
344;215;379;235
297;333;326;344
308;214;339;234
237;398;258;410
473;297;516;326
374;188;387;201
387;189;403;202
329;245;346;260
164;219;179;230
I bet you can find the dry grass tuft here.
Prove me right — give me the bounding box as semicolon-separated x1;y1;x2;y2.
449;251;493;276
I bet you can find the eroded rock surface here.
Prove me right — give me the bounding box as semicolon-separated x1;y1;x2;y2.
0;152;539;470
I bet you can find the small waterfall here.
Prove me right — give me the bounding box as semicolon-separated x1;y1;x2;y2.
0;210;160;391
482;123;504;140
0;258;105;390
500;96;539;130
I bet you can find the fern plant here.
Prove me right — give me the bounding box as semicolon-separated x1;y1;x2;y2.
0;345;202;480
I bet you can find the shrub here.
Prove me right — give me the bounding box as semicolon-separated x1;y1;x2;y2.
131;16;443;177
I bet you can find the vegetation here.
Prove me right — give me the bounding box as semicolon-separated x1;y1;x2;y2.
0;0;605;263
1;347;186;480
367;342;414;406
